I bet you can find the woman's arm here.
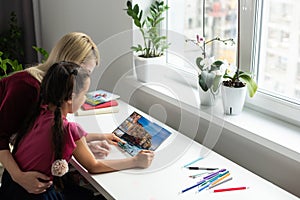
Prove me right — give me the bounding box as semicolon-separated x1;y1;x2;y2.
72;137;154;173
0;150;52;193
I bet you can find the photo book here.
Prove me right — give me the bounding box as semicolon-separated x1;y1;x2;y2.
113;111;172;156
81;100;118;111
76;89;120;116
75;105;119;116
85;89;120;106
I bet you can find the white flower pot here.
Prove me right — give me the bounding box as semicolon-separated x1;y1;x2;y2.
221;84;247;115
134;55;166;82
199;89;215;106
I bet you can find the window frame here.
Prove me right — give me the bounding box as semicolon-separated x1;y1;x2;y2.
141;0;300;127
245;0;300;126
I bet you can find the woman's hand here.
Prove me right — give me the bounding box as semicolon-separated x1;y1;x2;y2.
15;171;52;194
133;150;154;168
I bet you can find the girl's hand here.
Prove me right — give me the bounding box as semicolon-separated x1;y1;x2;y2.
88;140;110;159
104;133;125;146
133;150;154;168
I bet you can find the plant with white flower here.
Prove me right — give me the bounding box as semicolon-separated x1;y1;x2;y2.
186;35;235;92
222;62;258;97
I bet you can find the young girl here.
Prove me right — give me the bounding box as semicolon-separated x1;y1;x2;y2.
0;32;119;194
0;62;154;199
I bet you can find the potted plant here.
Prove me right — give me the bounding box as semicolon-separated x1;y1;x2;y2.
186;35;235;106
221;0;258;115
0;12;49;79
0;47;49;80
125;0;170;82
0;51;23;79
186;0;235;106
185;0;236;106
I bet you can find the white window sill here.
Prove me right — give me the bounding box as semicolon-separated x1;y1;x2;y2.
121;74;300;163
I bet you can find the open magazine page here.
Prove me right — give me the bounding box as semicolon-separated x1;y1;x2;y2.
113;112;171;156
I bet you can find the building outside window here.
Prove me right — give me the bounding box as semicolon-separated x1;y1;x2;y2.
166;0;300;125
257;0;300;104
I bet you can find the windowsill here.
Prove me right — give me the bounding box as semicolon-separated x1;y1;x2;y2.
121;74;300;163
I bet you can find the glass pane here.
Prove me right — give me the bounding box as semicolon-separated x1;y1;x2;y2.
184;0;237;65
257;0;300;103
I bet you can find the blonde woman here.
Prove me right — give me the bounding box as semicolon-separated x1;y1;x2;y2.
0;32;121;195
1;62;154;200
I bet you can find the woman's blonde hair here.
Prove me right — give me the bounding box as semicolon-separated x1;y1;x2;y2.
26;32;99;82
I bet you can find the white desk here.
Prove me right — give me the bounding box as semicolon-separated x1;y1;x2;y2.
70;100;298;200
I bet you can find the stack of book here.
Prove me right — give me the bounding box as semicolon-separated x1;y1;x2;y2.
76;89;120;116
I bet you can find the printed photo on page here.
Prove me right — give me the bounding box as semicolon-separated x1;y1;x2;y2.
113;111;171;156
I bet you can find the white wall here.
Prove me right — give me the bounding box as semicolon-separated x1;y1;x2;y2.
33;0;133;92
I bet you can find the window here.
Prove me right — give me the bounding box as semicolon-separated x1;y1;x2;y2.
167;0;237;74
166;0;300;126
250;0;300;125
256;0;300;104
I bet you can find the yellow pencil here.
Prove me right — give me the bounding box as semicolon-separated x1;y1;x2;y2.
211;172;230;186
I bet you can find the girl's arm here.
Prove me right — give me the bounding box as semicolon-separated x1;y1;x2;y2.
72;137;154;173
86;133;124;145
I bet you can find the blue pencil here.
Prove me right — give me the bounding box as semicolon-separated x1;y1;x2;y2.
180;179;206;193
198;184;210;193
183;157;203;168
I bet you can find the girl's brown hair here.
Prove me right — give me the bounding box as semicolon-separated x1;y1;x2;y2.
40;62;89;160
14;61;90;189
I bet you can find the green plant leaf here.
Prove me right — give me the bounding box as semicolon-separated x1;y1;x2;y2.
125;0;169;57
210;62;222;72
138;10;143;20
212;74;222;92
153;17;164;27
213;60;223;67
133;4;139;14
198;74;209;91
127;10;134;17
126;1;132;9
150;7;157;14
32;46;49;62
199;71;215;91
134;19;142;28
239;72;258;97
196;57;204;70
1;61;7;72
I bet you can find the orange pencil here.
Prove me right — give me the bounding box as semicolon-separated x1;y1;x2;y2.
211;173;230;186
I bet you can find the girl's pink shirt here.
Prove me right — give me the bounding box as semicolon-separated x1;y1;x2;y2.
14;106;87;178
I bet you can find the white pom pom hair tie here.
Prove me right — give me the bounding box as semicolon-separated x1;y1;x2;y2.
51;159;69;177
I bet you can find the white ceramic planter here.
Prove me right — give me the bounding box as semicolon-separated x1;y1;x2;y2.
134;55;166;82
221;84;247;115
199;89;215;106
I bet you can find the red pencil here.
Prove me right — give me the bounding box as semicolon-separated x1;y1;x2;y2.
213;187;248;193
